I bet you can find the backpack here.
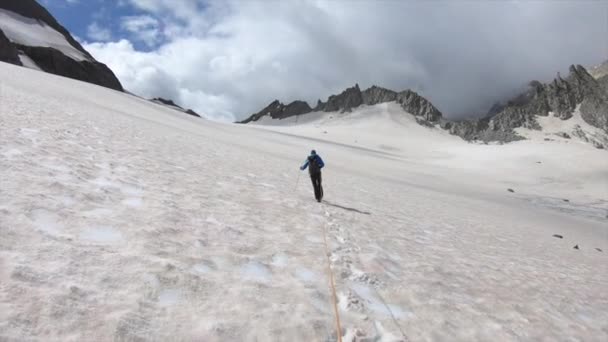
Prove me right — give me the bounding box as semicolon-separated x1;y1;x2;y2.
308;156;321;174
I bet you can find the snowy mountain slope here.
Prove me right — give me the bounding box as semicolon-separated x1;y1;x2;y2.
0;62;607;341
0;0;123;91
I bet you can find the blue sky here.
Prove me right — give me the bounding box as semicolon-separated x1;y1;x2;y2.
42;0;162;51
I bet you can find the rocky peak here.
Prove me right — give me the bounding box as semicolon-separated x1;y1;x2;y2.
361;86;397;105
240;82;444;124
315;84;363;112
238;99;312;123
241;84;443;124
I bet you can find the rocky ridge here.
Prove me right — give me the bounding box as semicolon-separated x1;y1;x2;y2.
240;64;607;148
442;65;608;142
238;84;442;124
150;98;202;118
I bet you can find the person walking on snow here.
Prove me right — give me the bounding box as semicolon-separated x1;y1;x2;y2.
300;150;325;202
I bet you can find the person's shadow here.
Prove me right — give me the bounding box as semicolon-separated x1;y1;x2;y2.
322;200;371;215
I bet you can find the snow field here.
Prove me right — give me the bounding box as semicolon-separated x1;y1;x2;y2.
0;63;607;341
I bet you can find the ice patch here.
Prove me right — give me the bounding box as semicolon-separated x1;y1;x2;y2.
91;177;117;188
295;267;319;283
158;289;180;306
18;128;39;135
143;274;159;288
121;185;143;196
29;209;63;235
192;263;212;274
54;195;76;207
271;253;288;268
306;235;323;243
82;208;114;218
80;226;123;244
122;197;142;207
2;148;22;158
351;284;412;319
205;216;221;225
241;261;271;283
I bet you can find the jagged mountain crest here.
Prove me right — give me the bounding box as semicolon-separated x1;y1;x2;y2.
241;64;607;148
239;84;442;124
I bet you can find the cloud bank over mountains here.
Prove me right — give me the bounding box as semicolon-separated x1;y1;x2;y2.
84;0;608;121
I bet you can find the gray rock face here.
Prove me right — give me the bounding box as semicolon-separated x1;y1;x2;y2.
316;84;364;112
395;89;442;122
0;29;21;66
150;97;201;118
598;75;608;93
361;86;397;105
0;0;123;92
446;64;608;142
17;45;123;91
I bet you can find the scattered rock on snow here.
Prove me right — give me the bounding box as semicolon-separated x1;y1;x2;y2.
563;199;570;202
596;248;603;252
507;188;515;193
573;245;579;250
553;234;564;239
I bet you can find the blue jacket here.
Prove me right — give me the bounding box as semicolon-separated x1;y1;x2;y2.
300;154;325;172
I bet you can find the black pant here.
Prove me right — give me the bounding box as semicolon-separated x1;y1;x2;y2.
310;172;323;202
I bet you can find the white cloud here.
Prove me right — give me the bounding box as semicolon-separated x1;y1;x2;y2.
85;0;608;122
86;22;112;41
121;15;161;47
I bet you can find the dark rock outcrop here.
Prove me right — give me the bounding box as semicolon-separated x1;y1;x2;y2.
361;85;397;105
394;89;442;122
316;84;364;112
150;97;202;118
0;29;21;66
238;100;312;123
0;0;123;92
17;45;123;91
152;97;180;108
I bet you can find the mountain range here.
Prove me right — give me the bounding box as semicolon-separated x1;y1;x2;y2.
0;0;606;150
241;64;608;148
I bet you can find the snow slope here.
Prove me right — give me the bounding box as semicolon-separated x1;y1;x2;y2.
0;62;607;341
0;9;89;61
